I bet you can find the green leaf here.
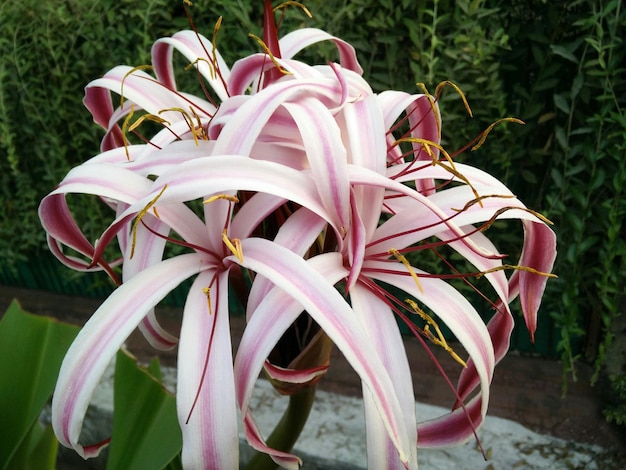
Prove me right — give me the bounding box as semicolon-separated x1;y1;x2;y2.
0;300;79;470
554;93;570;114
550;44;579;64
107;349;182;470
9;422;58;470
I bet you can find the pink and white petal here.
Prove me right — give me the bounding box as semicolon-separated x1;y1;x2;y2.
365;260;495;422
177;270;239;468
263;361;328;384
117;156;338;239
455;304;515;405
152;31;231;101
351;283;418;469
210;78;341;156
346;190;367;291
232;241;412;465
122;214;178;350
417;394;484;447
39;194;99;267
51;253;204;457
283;98;350;233
246;207;327;316
337;95;387;239
278;28;363;74
235;256;341;468
513;220;557;339
86;66;211;124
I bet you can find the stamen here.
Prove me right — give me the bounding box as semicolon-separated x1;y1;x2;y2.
157;106;206;143
130;185;168;258
120;104;135;161
211;16;222;80
248;33;293;76
128;113;171;133
203;194;239;204
273;1;313;18
406;299;467;368
222;230;244;262
185;57;217;80
388;248;423;293
396;136;456;170
452;194;516;213
472;118;524;151
202;287;212;315
434;80;473;118
475;264;558;279
119;65;155;108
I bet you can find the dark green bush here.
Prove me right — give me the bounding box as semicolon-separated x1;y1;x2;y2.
2;1;625;420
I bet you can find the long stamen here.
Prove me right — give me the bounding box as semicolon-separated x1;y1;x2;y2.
475;264;558;279
130;185;168;258
388;248;424;293
406;299;467;368
472;118;525;151
249;34;292;76
434;80;473;117
222;230;244;262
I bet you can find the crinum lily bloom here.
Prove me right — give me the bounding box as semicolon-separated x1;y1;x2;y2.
39;3;556;469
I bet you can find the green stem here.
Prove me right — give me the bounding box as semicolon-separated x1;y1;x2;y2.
244;385;316;470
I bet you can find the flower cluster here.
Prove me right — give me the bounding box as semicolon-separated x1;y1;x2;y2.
39;4;556;469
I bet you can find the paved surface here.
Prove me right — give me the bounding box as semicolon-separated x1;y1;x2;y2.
2;285;625;468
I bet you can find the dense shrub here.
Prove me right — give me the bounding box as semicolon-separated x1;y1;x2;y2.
1;0;624;420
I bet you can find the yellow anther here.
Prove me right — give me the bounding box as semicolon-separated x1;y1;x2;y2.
396;137;456;170
183;0;193;5
185;57;217;80
128;113;171;133
130;185;168;258
158;106;206;144
222;230;244;263
273;1;313;18
475;264;558;279
434;80;473;118
248;34;293;76
454;194;516;212
389;249;423;293
211;17;223;79
120;65;155;108
406;299;467;368
203;194;239;204
472;118;525;151
202;287;212;315
121;104;136;161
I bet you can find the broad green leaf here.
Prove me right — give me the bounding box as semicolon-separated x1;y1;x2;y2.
107;349;182;470
0;300;79;470
9;422;58;470
549;44;579;64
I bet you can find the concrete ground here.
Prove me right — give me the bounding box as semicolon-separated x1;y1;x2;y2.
2;285;625;468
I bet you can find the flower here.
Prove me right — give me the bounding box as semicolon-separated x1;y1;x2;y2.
39;3;556;469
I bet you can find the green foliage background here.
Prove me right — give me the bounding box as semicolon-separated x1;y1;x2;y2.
1;0;624;417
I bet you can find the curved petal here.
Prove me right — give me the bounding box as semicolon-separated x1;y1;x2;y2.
364;259;495;442
152;30;231;101
177;270;238;468
279;28;363;74
232;240;412;466
513;220;557;339
351;283;418;469
51;253;204;457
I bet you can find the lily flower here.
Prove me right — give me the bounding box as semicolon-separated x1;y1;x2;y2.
39;3;556;469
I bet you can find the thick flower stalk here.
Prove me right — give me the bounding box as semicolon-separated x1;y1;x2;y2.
39;3;556;469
